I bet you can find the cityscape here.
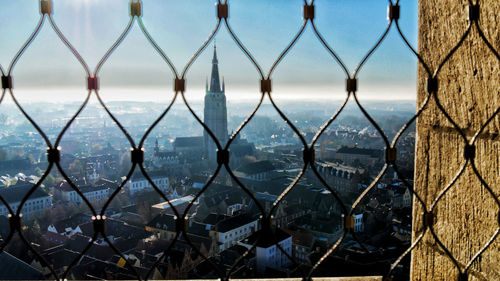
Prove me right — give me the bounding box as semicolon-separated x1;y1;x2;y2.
0;44;416;280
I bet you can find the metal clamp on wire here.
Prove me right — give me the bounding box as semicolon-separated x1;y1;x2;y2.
343;214;355;232
346;78;357;92
463;144;475;160
8;214;22;231
303;147;315;165
217;3;228;19
40;0;52;15
426;77;438;93
92;215;107;234
388;4;400;21
174;78;185;92
47;147;61;163
131;148;144;164
260;79;271;93
217;149;230;165
260;215;273;232
1;75;12;89
422;211;434;228
467;4;479;21
130;0;142;17
385;147;397;164
303;4;315;20
175;216;187;232
87;76;99;91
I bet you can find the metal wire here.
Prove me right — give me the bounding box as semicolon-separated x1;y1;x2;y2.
0;0;498;280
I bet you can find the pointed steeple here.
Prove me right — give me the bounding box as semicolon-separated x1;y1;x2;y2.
209;42;221;92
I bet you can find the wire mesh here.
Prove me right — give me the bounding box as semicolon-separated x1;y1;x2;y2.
0;0;498;280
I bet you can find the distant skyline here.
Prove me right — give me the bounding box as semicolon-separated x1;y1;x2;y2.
0;0;418;101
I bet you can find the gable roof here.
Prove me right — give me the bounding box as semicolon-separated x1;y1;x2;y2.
0;252;45;280
0;184;50;204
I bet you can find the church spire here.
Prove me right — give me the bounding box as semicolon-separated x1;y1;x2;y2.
209;42;221;93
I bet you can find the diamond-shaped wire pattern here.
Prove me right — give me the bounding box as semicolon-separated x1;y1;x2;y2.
0;0;498;280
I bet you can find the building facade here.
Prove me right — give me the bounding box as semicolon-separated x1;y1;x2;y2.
0;184;52;217
126;172;169;196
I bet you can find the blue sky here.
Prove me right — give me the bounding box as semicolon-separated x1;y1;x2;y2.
0;0;418;100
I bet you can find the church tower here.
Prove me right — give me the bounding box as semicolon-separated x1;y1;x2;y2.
203;44;228;161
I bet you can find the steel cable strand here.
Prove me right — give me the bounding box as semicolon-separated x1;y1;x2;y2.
179;164;225;279
424;15;495;272
92;16;137;148
341;19;402;257
413;17;476;276
7;15;45;76
384;231;426;281
223;20;264;79
103;233;144;280
138;163;182;280
61;232;99;280
308;231;348;278
51;92;98;280
135;92;182;279
273;225;307;279
136;17;179;78
220;16;283;277
474;21;500;61
267;21;307;79
54;160;102;278
132;14;186;277
144;227;181;280
181;20;221;79
0;194;15;254
179;90;225;277
170;15;226;277
462;107;500;274
48;15;91;76
13;162;60;280
223;220;264;278
394;21;432;76
85;25;140;274
426;160;470;275
310;21;350;78
262;18;317;275
54;161;98;217
0;65;5;104
100;165;143;280
11;14;95;242
306;98;353;278
16;220;60;279
0;63;12;248
266;95;309;214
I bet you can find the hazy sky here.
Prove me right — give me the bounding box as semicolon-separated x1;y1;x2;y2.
0;0;418;101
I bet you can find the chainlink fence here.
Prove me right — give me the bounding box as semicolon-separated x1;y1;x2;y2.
0;0;499;280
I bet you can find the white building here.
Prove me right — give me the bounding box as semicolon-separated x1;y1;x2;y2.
240;228;292;273
54;181;110;204
126;172;169;196
354;213;364;233
0;184;52;217
206;213;259;252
